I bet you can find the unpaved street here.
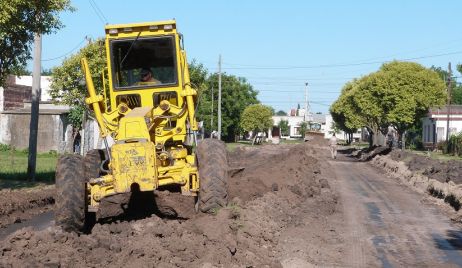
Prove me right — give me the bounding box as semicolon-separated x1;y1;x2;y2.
334;159;462;267
1;142;462;267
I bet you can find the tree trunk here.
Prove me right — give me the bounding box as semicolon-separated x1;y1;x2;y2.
397;129;405;149
367;128;374;148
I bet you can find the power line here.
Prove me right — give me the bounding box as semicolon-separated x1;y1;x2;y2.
88;0;108;25
220;50;462;70
42;38;87;61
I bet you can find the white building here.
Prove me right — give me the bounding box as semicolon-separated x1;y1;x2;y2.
15;75;53;101
422;105;462;148
272;115;305;138
324;114;362;142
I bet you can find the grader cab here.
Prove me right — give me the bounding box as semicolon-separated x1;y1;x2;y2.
55;20;228;232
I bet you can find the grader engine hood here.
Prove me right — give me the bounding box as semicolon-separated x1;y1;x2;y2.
110;142;158;193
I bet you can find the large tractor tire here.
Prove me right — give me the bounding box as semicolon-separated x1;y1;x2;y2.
55;154;88;233
196;138;229;213
84;149;107;179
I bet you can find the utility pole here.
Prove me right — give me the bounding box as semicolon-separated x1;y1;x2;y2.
304;82;308;122
27;33;42;181
446;62;452;142
218;55;222;140
211;86;214;131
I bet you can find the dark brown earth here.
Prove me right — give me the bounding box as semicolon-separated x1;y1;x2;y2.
352;146;462;184
0;186;55;228
388;150;462;184
3;141;462;267
0;141;343;267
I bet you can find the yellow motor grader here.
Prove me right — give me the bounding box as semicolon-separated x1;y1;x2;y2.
55;20;228;232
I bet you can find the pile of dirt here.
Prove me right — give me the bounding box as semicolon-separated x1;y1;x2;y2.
370;151;462;213
352;146;391;161
0;186;55;228
388;150;462;184
0;143;342;267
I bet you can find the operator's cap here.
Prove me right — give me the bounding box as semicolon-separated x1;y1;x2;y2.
141;68;151;77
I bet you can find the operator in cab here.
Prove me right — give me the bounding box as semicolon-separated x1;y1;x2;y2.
138;68;161;85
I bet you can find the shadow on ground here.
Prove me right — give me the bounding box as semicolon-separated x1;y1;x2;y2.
0;171;55;189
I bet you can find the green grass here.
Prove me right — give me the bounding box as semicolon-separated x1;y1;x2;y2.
0;150;57;189
226;141;252;152
406;149;462;162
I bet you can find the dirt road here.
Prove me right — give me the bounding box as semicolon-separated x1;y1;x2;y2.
2;142;462;267
334;159;462;267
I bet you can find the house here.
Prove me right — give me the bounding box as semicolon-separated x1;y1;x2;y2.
272;115;305;139
421;105;462;148
0;75;73;153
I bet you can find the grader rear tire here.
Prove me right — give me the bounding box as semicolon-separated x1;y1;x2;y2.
84;149;107;180
196;138;229;213
55;154;88;233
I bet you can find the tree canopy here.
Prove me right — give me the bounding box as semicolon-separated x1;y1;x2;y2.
49;39;106;106
0;0;73;86
331;61;446;145
195;72;260;141
432;65;462;105
240;104;274;134
278;119;289;136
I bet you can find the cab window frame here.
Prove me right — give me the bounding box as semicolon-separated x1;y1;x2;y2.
109;34;179;91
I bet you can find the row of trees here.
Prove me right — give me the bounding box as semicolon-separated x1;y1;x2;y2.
330;61;447;146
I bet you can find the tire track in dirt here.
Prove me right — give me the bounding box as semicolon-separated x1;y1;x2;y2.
334;160;462;267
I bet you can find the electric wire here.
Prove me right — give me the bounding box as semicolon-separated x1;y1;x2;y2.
219;50;462;70
42;38;87;62
88;0;108;25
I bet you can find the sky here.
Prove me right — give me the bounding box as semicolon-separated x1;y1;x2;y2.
38;0;462;114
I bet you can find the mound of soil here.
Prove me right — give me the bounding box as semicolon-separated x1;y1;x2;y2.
0;143;342;267
353;146;391;161
0;186;55;228
389;150;462;184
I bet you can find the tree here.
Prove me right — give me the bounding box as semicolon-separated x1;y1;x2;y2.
278;119;289;136
50;39;106;106
375;61;446;145
49;39;106;146
299;121;308;138
41;68;52;76
0;0;73;87
330;80;365;144
431;65;462;104
332;61;446;147
276;110;287;116
196;73;259;141
240;104;274;138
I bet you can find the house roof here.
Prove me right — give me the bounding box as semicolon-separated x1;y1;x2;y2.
429;105;462;116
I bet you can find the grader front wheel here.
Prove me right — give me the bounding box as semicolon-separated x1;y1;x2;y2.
55;155;89;233
196;139;229;213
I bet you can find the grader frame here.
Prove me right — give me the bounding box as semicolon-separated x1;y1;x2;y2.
55;20;228;232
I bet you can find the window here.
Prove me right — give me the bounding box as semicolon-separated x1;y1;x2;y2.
153;91;178;107
111;36;177;89
116;94;141;109
294;127;300;136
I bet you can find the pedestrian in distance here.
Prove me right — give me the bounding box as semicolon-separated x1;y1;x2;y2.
329;133;338;159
